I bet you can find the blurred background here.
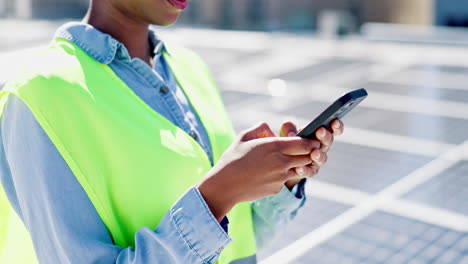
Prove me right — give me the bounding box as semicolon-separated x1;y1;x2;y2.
3;0;468;29
1;0;468;263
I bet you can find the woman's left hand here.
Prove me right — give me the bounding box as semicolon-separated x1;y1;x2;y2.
280;119;344;190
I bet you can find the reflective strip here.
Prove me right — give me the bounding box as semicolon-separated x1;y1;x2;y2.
229;255;257;264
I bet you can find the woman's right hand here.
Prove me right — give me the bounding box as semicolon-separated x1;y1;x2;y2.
197;122;320;222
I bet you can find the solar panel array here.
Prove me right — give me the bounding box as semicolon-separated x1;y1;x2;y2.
1;22;467;263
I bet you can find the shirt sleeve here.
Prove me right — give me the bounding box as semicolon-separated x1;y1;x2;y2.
251;179;307;250
0;96;231;264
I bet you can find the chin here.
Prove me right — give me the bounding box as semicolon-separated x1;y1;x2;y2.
158;17;179;26
147;12;181;26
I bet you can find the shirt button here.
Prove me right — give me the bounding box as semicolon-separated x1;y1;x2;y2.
160;86;169;95
189;131;198;140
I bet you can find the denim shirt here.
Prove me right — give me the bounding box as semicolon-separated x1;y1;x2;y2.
0;22;306;263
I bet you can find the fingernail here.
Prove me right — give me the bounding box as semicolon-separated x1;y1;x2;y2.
314;151;321;160
320;129;326;138
288;132;296;137
296;167;304;174
334;122;341;129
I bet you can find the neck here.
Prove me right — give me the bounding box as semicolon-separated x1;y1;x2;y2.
83;1;152;64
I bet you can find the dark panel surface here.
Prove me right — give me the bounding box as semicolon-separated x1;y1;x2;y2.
360;81;468;103
258;197;350;260
312;142;433;193
405;161;468;216
273;58;369;82
296;212;468;264
284;101;468;144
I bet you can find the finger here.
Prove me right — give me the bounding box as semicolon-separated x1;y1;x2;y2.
285;154;312;168
329;119;344;136
295;166;307;176
310;149;327;167
276;137;321;156
241;122;276;142
296;164;320;179
280;121;298;137
287;168;304;179
315;127;334;152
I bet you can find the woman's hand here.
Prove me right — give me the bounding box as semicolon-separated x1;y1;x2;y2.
280;119;344;190
197;122;320;222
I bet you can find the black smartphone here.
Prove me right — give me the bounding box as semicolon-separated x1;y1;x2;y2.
297;88;368;139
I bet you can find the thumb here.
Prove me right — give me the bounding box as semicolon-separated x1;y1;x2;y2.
280;121;298;137
240;122;276;142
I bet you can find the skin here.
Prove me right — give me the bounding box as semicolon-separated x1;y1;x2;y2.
83;0;184;64
82;0;345;222
280;120;343;190
198;121;343;222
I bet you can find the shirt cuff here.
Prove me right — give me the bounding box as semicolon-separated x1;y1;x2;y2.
170;187;232;261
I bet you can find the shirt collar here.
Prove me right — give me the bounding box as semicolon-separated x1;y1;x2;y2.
54;22;169;64
148;27;171;57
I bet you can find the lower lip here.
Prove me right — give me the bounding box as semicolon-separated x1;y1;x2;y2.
167;0;189;10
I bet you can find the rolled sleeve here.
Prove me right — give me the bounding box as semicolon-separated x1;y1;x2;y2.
170;187;232;261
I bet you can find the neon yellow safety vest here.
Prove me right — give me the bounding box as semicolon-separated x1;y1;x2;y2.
0;38;257;264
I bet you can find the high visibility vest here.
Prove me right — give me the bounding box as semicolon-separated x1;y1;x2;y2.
0;38;257;264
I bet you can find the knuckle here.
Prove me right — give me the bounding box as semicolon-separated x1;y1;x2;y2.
311;139;321;149
303;139;313;153
258;122;269;130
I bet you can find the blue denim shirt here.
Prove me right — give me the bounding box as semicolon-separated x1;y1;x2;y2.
0;23;306;263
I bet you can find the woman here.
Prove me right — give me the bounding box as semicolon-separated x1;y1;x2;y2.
0;0;343;263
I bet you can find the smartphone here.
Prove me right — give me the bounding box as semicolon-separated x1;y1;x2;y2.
297;88;368;139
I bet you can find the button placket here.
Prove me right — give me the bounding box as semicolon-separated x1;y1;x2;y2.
189;131;198;140
160;85;169;95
